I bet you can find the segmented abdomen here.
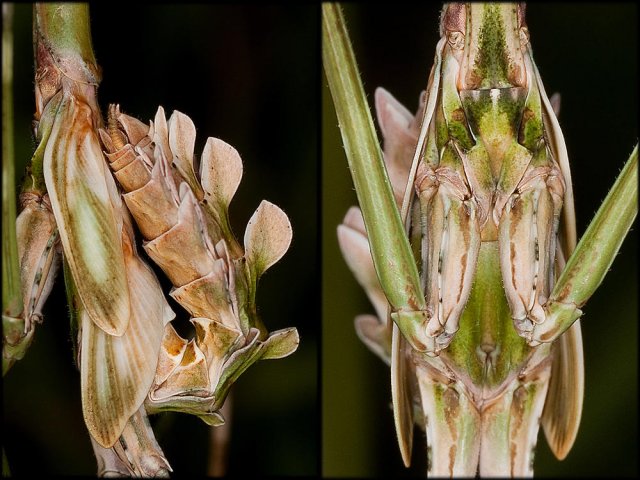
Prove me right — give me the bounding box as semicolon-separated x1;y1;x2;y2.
99;105;297;419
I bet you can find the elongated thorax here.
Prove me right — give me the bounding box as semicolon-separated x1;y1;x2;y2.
398;3;581;476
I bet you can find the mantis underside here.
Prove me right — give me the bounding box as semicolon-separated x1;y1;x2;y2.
324;3;637;477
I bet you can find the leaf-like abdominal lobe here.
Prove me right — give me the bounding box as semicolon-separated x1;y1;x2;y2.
100;106;298;426
81;217;174;448
44;95;131;336
244;200;293;281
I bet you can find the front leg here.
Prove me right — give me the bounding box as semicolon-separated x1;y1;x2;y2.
500;145;637;346
498;152;565;338
413;157;481;354
531;146;637;345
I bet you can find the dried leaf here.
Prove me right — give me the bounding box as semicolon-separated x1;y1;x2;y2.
354;315;390;366
99;104;299;427
171;265;237;329
168;110;201;196
144;186;216;287
374;87;422;205
200;137;243;209
152;106;171;164
122;155;179;240
154;323;188;386
152;340;210;400
113;154;152;192
191;317;243;383
244;200;292;281
260;327;300;360
117;108;150;146
337;207;388;322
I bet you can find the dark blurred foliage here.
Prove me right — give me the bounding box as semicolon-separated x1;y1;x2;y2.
4;4;318;476
323;4;638;478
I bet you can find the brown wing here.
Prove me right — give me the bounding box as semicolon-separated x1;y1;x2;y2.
533;52;585;459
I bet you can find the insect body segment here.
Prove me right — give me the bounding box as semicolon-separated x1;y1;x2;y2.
415;160;480;352
412;5;579;474
418;3;567;352
337;3;584;476
100;106;299;425
26;68;175;451
16;192;60;334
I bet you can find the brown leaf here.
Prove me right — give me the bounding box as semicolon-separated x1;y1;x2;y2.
244;200;292;280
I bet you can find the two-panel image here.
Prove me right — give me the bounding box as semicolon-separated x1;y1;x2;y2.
3;4;637;478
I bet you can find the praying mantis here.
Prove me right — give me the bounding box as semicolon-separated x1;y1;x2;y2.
323;3;637;477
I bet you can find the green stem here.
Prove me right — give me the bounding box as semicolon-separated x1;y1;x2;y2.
33;3;100;87
2;8;19;476
2;2;30;379
2;4;22;327
322;4;424;314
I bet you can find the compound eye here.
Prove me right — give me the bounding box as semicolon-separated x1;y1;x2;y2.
442;2;466;34
517;2;527;29
448;31;465;50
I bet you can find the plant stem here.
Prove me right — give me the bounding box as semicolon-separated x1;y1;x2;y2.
2;7;21;475
2;3;35;378
33;3;100;86
2;4;23;331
